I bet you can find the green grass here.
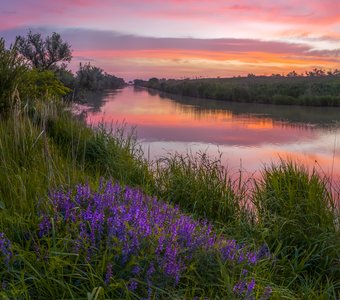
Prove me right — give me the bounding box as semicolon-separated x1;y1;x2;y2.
252;161;340;293
153;152;243;224
0;99;339;299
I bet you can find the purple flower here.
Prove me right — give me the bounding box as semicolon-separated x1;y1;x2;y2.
247;251;258;264
105;263;113;285
132;265;141;275
260;286;273;300
233;278;257;299
246;278;256;296
128;279;138;291
233;280;247;296
257;244;271;260
38;216;51;237
0;232;12;266
37;180;269;292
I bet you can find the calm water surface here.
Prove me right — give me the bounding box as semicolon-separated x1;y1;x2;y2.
83;86;340;180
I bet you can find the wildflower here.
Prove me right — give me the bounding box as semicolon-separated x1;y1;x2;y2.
246;251;258;264
233;280;247;296
257;244;271;260
37;180;269;293
246;278;256;296
38;216;51;237
128;279;138;291
260;286;273;300
105;263;113;285
0;232;12;266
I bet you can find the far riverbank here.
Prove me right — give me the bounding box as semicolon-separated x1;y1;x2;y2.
134;75;340;106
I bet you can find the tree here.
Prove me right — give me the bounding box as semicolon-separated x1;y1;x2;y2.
16;30;72;71
305;68;326;77
286;70;298;77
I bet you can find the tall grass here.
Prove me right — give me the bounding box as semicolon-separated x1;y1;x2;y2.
153;152;243;224
45;107;153;188
0;98;154;236
253;161;340;292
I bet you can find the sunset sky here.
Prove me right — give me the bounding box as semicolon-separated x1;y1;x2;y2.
1;0;339;80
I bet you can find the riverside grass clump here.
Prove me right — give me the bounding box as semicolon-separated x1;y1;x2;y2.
1;180;272;299
253;162;340;295
153;152;244;225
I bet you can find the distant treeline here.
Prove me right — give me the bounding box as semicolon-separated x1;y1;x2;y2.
134;70;340;106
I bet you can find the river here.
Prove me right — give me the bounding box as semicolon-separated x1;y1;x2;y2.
82;86;340;181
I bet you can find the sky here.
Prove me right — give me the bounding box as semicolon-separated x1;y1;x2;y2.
1;0;339;81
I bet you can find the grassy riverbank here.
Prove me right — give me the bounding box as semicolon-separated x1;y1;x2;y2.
134;75;340;106
0;98;339;299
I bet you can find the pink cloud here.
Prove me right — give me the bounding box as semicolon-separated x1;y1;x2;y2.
2;0;339;33
1;0;338;79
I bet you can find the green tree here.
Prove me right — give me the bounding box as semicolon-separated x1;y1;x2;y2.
16;30;72;71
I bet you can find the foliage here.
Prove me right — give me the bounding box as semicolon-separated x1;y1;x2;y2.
0;38;27;114
16;30;72;71
21;69;71;101
0;35;72;114
55;67;76;89
76;62;125;91
134;73;340;107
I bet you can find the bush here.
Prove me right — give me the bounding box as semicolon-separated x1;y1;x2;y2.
21;69;71;101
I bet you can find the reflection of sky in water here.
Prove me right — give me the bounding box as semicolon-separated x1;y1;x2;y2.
85;86;340;180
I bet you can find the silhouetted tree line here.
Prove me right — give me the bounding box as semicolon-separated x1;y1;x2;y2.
134;70;340;107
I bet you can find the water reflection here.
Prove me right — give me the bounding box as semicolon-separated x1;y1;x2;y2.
158;89;340;128
84;86;340;179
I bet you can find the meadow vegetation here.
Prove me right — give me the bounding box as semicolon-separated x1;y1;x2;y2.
0;32;339;299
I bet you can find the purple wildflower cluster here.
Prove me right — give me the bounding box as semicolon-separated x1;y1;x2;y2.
0;232;12;266
38;181;271;297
